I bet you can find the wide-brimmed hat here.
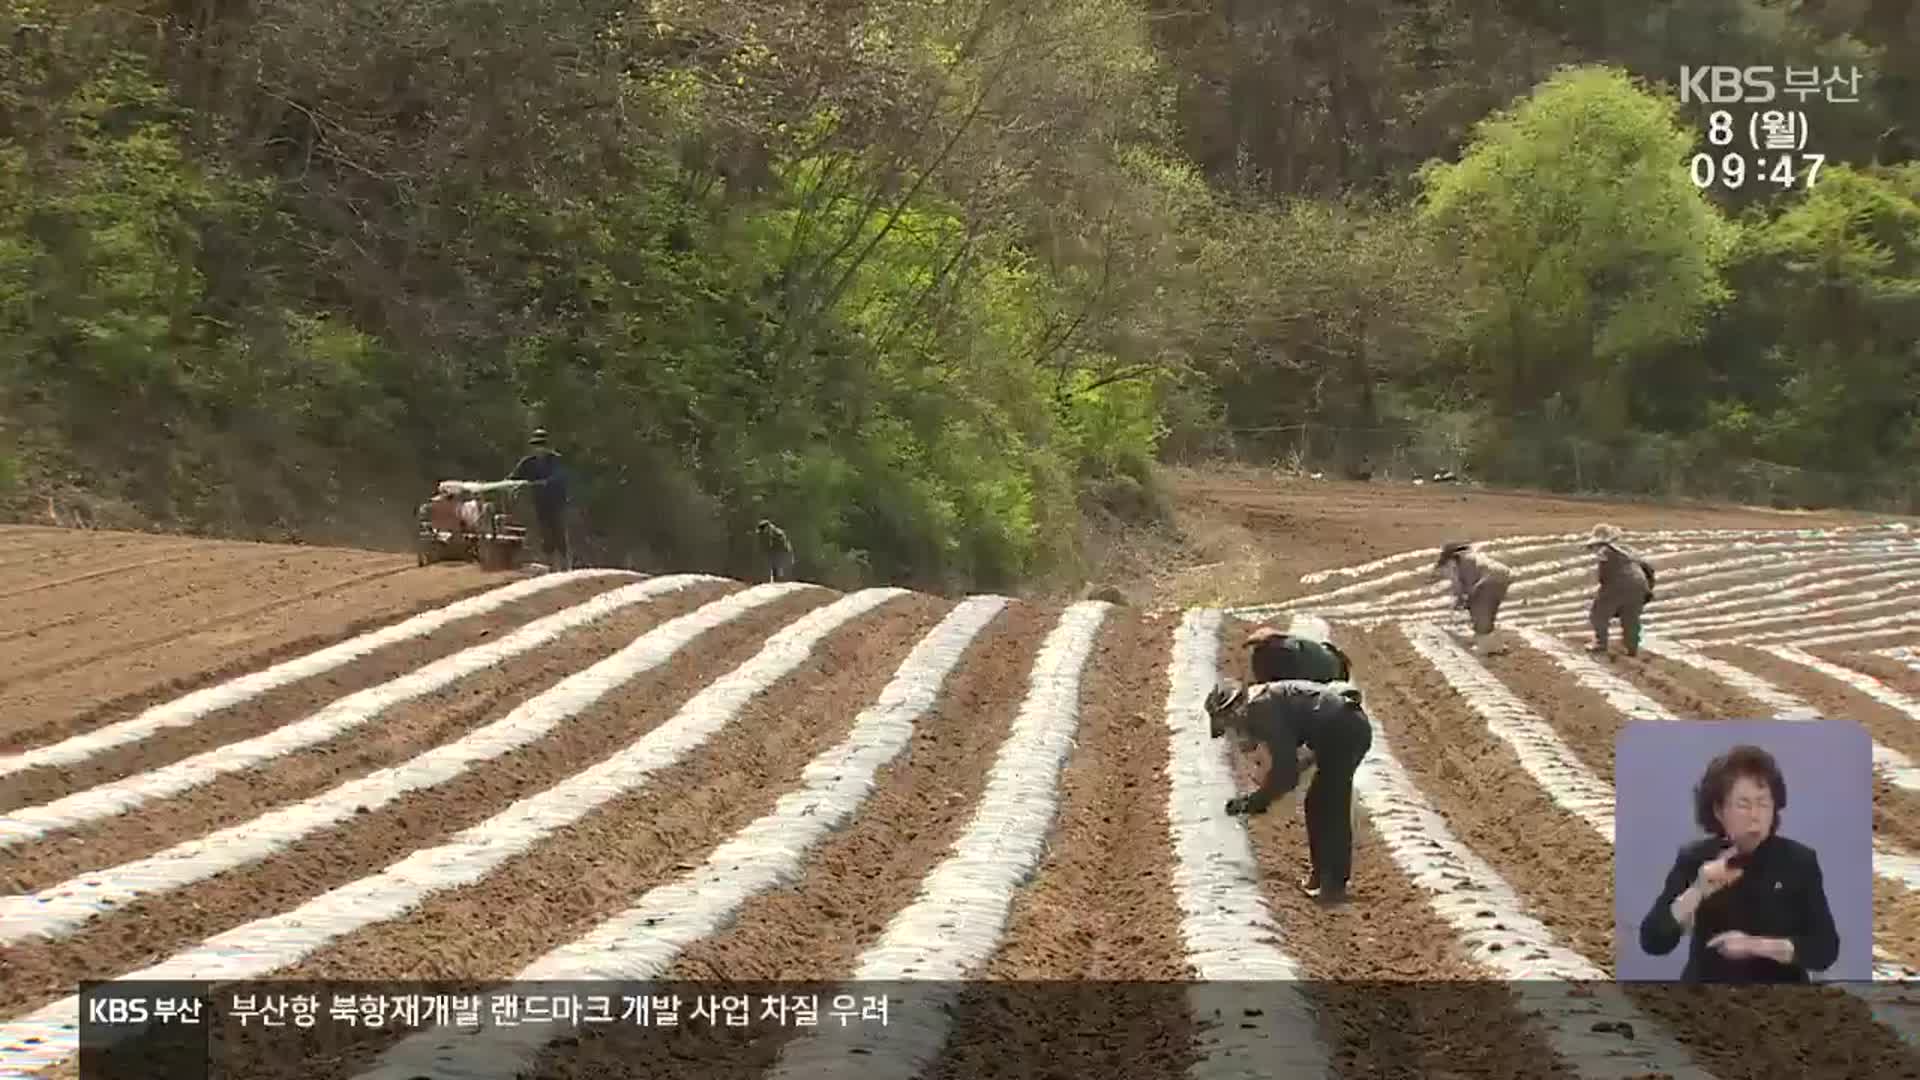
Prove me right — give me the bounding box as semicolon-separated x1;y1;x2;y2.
1243;625;1287;648
1205;679;1248;716
1585;523;1620;548
529;428;550;448
1438;540;1472;560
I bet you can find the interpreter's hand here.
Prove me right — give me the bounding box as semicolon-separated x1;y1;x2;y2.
1694;846;1743;896
1707;930;1765;960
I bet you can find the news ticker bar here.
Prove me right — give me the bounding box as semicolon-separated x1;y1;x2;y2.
77;980;922;1080
82;980;891;1033
68;978;1907;1079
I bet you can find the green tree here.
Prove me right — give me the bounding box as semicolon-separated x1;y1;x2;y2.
1417;65;1740;437
1728;164;1920;476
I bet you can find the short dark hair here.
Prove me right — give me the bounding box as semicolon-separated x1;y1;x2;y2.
1693;744;1787;836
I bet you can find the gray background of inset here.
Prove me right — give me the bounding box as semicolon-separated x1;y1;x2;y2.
1613;719;1874;981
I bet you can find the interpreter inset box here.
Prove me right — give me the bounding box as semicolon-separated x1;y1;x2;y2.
1613;719;1872;983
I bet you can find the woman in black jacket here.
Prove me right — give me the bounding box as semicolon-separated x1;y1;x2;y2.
1638;744;1840;983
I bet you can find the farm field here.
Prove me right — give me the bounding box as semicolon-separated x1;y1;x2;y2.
7;482;1920;1079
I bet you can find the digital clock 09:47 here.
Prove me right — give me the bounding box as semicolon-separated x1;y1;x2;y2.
1689;152;1826;190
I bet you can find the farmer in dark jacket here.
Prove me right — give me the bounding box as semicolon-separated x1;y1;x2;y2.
1206;677;1373;902
507;428;570;570
1244;625;1353;684
1587;523;1655;657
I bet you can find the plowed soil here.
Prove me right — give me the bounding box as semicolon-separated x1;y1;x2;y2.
5;477;1920;1079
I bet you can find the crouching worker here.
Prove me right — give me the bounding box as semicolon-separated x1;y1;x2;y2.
1205;677;1374;903
1245;625;1353;683
1435;540;1511;655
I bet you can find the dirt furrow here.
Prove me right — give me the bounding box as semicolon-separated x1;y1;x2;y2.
513;602;1060;1079
925;612;1194;1080
0;585;821;1019
971;612;1189;980
0;548;199;603
1811;649;1920;699
1;546;295;645
1196;474;1866;605
1683;597;1920;650
0;582;733;891
1481;645;1625;780
1870;776;1920;857
1648;560;1920;626
0;524;79;544
0;574;632;810
1;561;420;690
1;546;401;670
0;563;497;744
1235;620;1575;1079
0;533;184;582
297;593;951;980
1530;547;1899;627
658;601;1056;982
1621;652;1770;721
1712;643;1920;852
195;593;949;1080
1347;626;1918;1079
1766;616;1920;654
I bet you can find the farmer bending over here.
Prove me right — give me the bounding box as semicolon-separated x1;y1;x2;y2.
1244;625;1353;683
1435;540;1513;655
1206;677;1373;903
1587;523;1656;657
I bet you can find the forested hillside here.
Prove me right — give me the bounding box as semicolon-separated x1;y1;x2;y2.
1;0;1916;590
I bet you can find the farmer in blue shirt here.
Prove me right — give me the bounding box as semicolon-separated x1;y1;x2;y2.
507;428;571;569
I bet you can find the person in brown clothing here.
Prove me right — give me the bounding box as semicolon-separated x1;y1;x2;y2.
1587;523;1656;657
755;519;795;583
1435;541;1513;655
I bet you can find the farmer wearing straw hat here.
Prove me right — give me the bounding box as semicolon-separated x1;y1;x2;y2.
1586;523;1656;657
1205;676;1373;904
1435;540;1513;655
